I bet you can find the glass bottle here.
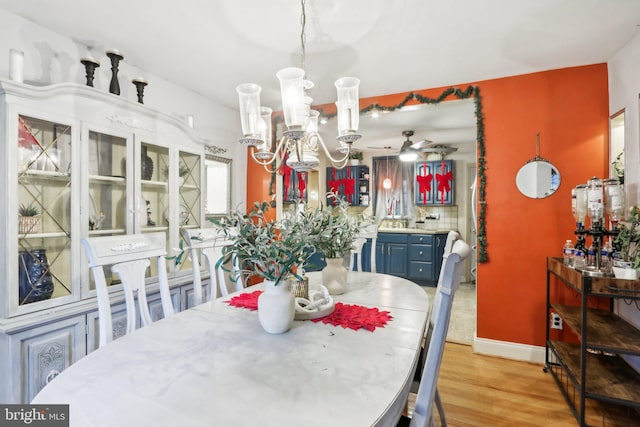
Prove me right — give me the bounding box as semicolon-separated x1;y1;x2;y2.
572;184;588;227
587;177;604;226
604;179;625;229
563;240;574;266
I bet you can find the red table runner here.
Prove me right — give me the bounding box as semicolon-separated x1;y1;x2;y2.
226;291;393;332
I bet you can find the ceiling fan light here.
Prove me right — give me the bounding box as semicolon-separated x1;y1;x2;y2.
399;150;418;162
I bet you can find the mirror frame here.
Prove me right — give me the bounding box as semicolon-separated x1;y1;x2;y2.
204;154;232;219
270;86;488;262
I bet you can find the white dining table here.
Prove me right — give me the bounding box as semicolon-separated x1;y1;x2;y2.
32;271;429;427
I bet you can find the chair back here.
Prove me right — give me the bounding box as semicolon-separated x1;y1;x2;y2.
411;238;470;427
81;232;174;348
349;223;378;272
182;227;241;304
429;230;461;322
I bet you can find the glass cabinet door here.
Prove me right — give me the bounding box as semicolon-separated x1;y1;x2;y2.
85;129;130;291
176;150;201;273
17;115;73;307
140;141;169;234
87;130;128;236
140;140;169;278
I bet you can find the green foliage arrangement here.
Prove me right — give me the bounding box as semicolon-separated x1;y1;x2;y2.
212;201;315;286
211;192;373;285
308;192;371;259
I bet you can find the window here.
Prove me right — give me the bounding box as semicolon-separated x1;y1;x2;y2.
372;155;415;221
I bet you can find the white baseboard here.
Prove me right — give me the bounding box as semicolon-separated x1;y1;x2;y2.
472;335;546;364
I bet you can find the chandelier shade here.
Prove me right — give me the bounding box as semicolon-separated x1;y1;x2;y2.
253;106;274;161
335;77;360;139
236;83;262;146
276;67;308;131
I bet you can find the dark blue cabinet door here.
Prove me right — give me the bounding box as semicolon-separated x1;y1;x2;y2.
375;241;385;273
360;240;373;272
415;161;436;205
387;243;408;277
433;160;454;205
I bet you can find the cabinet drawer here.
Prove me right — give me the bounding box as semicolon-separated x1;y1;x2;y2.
408;234;434;245
378;233;408;244
409;244;433;261
409;261;434;281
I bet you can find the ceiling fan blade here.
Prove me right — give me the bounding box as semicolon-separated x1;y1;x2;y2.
419;145;458;154
409;139;435;150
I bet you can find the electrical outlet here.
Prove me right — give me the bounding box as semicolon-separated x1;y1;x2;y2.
551;313;563;330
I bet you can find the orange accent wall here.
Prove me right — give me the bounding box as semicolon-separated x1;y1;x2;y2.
245;64;609;347
476;64;609;346
246;150;276;221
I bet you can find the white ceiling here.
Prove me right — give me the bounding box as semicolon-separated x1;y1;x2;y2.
2;0;639;152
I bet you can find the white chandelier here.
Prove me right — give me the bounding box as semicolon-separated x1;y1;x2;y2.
236;0;361;172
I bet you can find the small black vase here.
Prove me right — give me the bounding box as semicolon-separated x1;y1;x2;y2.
19;249;54;305
141;146;154;180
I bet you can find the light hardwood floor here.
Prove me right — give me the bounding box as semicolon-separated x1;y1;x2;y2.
407;343;586;426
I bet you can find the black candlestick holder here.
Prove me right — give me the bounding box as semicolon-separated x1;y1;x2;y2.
132;78;148;104
106;49;124;95
80;57;100;87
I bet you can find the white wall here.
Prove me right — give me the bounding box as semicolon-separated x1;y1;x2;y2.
0;8;245;210
608;32;640;370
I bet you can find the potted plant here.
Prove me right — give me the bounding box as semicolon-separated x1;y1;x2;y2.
308;192;371;294
613;205;640;279
349;151;363;166
212;201;315;333
18;202;41;234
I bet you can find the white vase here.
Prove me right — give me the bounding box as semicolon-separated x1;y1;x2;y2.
258;280;295;334
323;257;348;295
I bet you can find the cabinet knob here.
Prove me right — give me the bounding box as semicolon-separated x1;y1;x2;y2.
419;250;423;255
419;268;423;272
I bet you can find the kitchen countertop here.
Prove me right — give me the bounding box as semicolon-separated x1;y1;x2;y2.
377;227;451;234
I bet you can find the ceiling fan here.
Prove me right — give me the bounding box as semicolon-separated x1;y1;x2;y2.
366;130;417;156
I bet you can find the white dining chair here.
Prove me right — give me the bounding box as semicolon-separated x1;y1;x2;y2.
182;227;242;304
409;230;461;425
349;223;378;272
399;238;470;427
81;232;175;348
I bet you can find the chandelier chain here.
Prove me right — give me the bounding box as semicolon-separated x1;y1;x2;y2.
300;0;306;71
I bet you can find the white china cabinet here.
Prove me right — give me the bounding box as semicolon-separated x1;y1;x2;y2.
0;79;208;403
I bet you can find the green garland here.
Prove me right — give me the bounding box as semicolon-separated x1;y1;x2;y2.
267;85;488;262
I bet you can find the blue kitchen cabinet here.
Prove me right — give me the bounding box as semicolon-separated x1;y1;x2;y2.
326;165;369;206
375;233;408;277
415;160;454;206
408;234;435;282
369;232;449;284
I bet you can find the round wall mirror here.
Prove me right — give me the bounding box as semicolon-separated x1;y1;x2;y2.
516;160;561;199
